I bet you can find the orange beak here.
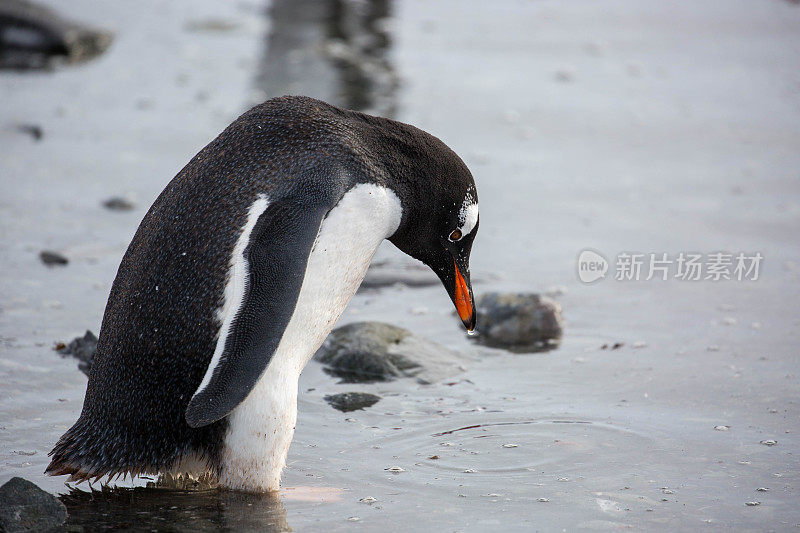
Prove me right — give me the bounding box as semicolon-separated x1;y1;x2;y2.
453;259;475;331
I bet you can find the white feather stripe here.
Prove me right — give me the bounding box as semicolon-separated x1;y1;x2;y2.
194;195;270;397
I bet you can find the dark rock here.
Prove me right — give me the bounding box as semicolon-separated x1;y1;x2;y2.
601;342;624;350
324;392;381;412
0;477;67;532
0;0;113;70
473;292;563;352
102;197;135;211
359;259;493;291
314;322;467;384
39;250;67;266
359;261;439;290
16;124;42;141
56;330;97;376
315;322;418;382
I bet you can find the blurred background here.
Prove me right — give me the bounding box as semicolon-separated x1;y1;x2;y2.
1;0;799;530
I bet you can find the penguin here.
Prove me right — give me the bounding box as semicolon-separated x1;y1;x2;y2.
47;95;479;492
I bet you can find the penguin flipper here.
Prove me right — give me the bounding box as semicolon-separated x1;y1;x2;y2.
185;198;331;428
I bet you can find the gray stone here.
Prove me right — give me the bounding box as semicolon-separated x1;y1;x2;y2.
474;292;563;351
39;251;67;266
359;262;439;290
0;0;113;70
324;392;381;412
55;330;96;375
0;477;67;532
102;197;135;211
15;124;42;141
314;322;467;383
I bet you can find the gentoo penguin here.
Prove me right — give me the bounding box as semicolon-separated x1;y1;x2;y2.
47;96;479;492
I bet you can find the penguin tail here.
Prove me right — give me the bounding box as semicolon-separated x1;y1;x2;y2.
45;415;116;483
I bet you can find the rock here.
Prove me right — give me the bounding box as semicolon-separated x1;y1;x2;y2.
314;322;467;383
0;0;113;70
56;330;97;375
473;292;563;351
324;392;381;412
0;477;67;532
102;197;135;211
359;259;492;291
359;261;439;290
16;124;43;141
39;250;67;266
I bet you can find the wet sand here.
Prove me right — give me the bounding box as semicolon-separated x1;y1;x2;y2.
1;0;799;530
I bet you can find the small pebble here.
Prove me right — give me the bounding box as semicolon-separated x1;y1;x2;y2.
745;501;761;507
40;251;68;266
714;425;730;431
760;440;778;446
347;516;361;522
756;487;769;492
102;197;135;211
359;496;377;504
17;123;44;141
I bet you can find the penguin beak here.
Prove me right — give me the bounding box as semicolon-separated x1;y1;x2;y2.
453;258;476;332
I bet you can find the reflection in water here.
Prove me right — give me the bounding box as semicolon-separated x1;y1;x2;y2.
60;486;291;532
256;0;397;117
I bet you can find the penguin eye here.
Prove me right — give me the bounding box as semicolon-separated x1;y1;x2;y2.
449;229;463;242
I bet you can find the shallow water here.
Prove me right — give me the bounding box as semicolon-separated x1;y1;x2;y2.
2;0;800;531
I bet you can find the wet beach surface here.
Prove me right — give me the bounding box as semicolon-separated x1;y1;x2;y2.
1;0;799;530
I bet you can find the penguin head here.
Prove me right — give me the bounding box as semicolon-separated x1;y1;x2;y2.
388;157;479;332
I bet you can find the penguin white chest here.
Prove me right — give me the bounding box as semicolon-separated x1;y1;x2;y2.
218;183;402;491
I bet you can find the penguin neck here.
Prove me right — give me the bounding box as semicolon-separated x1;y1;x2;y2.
217;183;402;492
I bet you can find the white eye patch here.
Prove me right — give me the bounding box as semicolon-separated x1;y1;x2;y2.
457;194;479;238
